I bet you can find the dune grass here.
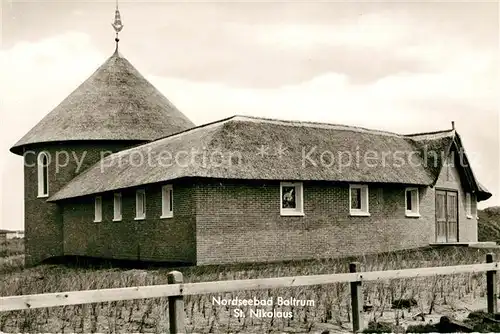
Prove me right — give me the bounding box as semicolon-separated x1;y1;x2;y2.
0;246;498;333
0;238;24;258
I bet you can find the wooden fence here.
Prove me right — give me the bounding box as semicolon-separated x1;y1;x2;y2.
1;253;498;333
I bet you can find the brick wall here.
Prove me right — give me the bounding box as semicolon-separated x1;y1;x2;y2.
23;141;140;266
194;180;435;265
62;180;196;263
434;153;478;242
54;152;476;265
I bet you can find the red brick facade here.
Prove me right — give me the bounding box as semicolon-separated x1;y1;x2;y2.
56;177;477;265
194;180;436;265
25;147;478;266
23;142;141;266
61;181;196;263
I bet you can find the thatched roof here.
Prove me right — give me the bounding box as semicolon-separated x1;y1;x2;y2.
48;115;491;202
407;130;491;201
405;130;455;185
10;50;194;155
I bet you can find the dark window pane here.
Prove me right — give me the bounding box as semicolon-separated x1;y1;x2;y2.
406;191;412;210
351;188;361;209
282;186;296;208
42;155;48;194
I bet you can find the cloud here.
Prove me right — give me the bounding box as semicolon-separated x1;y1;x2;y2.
130;4;497;89
248;13;411;50
1;32;105;230
148;57;496;133
1;31;104;147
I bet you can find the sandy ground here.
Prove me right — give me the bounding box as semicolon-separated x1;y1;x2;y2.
299;296;489;333
181;294;491;333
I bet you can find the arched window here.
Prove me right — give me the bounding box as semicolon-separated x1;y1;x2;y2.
37;152;49;197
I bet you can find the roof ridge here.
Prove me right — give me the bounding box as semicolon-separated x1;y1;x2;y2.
231;115;453;138
101;115;237;160
151;115;237;143
73;115;455;161
405;129;455;137
98;115;455;159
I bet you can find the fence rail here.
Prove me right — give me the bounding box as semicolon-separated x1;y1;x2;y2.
0;254;498;333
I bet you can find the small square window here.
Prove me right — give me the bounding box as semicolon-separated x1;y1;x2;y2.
161;185;173;218
280;182;304;216
135;189;146;220
405;188;420;217
349;184;369;216
113;193;122;221
94;196;102;222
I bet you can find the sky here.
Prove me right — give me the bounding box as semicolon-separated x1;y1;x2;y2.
0;0;499;231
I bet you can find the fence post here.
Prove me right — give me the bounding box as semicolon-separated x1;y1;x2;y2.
486;253;498;314
350;262;363;333
167;271;185;334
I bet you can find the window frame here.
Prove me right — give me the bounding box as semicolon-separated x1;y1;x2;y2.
37;152;49;198
161;185;174;218
135;189;146;220
465;192;472;219
113;192;122;221
349;184;370;216
405;187;421;218
94;196;102;223
280;182;304;216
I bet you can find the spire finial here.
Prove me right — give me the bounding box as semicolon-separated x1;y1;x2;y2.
451;121;455;130
111;0;124;50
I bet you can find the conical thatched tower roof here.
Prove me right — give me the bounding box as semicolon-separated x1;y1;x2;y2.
10;49;195;155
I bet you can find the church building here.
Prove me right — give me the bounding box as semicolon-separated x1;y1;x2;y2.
10;7;492;266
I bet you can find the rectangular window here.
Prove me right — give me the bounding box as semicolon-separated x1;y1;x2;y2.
351;188;361;210
465;192;472;218
113;193;122;221
161;185;173;218
280;182;304;216
135;189;146;220
349;184;369;216
37;152;49;197
94;196;102;222
405;188;420;217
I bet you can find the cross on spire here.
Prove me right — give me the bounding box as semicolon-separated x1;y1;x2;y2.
111;0;124;50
